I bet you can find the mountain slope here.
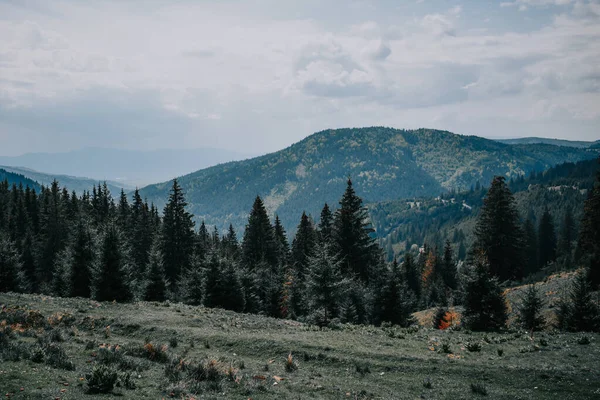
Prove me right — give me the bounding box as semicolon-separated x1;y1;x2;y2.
0;147;254;187
139;127;598;233
498;137;599;148
0;166;130;195
0;168;41;191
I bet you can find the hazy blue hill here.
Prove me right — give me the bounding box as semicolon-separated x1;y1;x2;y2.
0;166;128;195
0;168;41;191
498;137;598;148
139;127;598;234
0;147;253;187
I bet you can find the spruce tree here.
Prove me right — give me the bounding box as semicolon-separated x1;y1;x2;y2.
0;234;22;292
241;196;277;270
463;252;508;331
69;220;96;298
473;176;525;281
196;221;211;260
538;208;557;270
20;231;37;293
517;284;545;331
578;158;600;288
403;252;421;299
557;271;600;332
144;239;167;302
220;259;245;312
333;178;378;283
94;224;132;302
161;179;195;296
306;243;346;325
558;208;575;262
523;216;538;276
180;255;204;306
441;241;458;290
379;258;416;327
203;252;224;309
223;224;240;259
273;215;289;265
290;212;317;317
318;203;333;243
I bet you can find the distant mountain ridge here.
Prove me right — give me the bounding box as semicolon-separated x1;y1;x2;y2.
0;168;41;191
0;147;254;187
497;137;599;148
139;127;599;234
0;166;129;195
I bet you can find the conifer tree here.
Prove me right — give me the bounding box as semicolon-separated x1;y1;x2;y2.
52;251;70;297
273;215;290;266
441;241;458;290
473;176;525;281
241;196;277;270
20;231;37;293
403;252;421;299
463;252;508;331
517;284;545;331
94;224;131;302
116;189;130;234
180;255;204;306
196;221;211;260
220;259;245;312
538;208;557;270
318;203;333;243
0;234;22;293
557;271;600;332
558;208;575;262
130;190;153;279
578;158;600;288
523;216;538;276
222;224;240;259
306;243;346;325
290;212;317;317
161;179;195;295
379;258;416;327
144;238;167;302
203;252;224;309
69;220;96;298
333;178;378;283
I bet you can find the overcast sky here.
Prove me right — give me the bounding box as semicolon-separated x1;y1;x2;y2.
1;0;599;156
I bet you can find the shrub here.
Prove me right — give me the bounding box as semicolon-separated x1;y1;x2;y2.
169;337;178;348
423;378;433;389
466;342;482;352
355;362;371;376
577;336;591;345
440;343;452;354
497;349;504;357
86;364;118;394
44;343;75;370
471;382;488;396
118;371;136;390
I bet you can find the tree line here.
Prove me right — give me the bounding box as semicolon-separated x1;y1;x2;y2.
0;158;599;332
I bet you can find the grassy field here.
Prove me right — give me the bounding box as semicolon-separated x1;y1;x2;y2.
1;290;599;400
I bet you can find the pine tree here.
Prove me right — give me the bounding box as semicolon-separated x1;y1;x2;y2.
94;224;132;302
538;208;557;270
558;208;575;263
116;189;130;235
473;176;525;281
290;212;317;317
69;220;95;298
220;259;245;312
379;258;417;327
161;179;195;296
196;221;211;260
222;224;240;259
52;251;70;297
306;243;346;325
130;190;153;279
273;215;290;267
180;255;204;306
578;158;600;288
318;203;333;243
557;271;600;332
241;196;277;270
0;234;23;292
20;231;37;293
203;252;224;309
517;285;545;331
144;239;167;302
403;252;421;299
441;241;458;290
523;216;538;276
463;252;508;331
333;178;378;283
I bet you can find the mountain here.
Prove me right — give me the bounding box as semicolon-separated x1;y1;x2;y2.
139;127;599;234
0;166;129;195
0;147;254;187
371;158;599;260
0;168;41;191
498;137;599;148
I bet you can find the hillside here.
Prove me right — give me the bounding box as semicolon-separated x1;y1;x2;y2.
0;166;131;196
0;147;253;187
498;137;599;148
0;168;41;191
2;292;599;400
139;127;598;233
372;158;598;260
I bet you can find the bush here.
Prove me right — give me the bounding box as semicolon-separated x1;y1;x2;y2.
44;343;75;370
471;382;488;396
497;349;503;357
440;343;452;354
577;336;591;345
423;378;433;389
86;364;118;394
355;362;371;376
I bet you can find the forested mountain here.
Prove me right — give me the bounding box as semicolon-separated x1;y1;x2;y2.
0;168;41;191
497;137;599;148
373;159;598;262
0;166;130;195
139;127;598;233
0;147;253;187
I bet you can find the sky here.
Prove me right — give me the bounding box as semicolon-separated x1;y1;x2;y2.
1;0;599;156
